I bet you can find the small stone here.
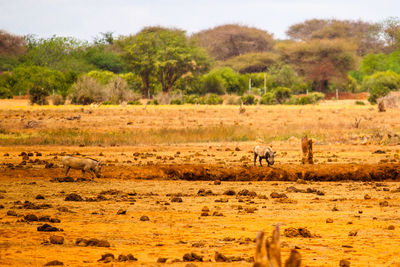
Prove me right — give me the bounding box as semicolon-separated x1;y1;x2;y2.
157;258;168;263
332;206;339;211
36;194;45;200
348;230;358;236
201;212;209;216
24;214;38;221
379;201;389;207
215;251;230;262
140;215;150;221
201;206;210;212
64;193;83;201
364;194;371;200
44;260;64;266
183;252;203;262
98;253;114;263
171;197;183;202
37;224;60;232
270;192;288;199
223;190;236;196
296;179;307;184
339;259;350;267
117;209;127;215
7;210;18;216
326;218;334;223
214;180;221;185
388;225;395;230
50;235;64;244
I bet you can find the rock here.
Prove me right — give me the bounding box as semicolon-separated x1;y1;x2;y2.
157;257;168;263
44;260;64;266
214;180;221;185
332;206;339;211
117;254;137;261
284;227;313;238
45;163;54;168
388;225;395;230
171;197;183;202
215;251;230;262
183;252;203;262
35;194;45;200
98;253;115;263
270;192;288;199
326;218;334;223
117;209;127;215
37;224;61;232
372;150;385;154
238;189;257;197
140;215;150;221
212;211;224;216
201;206;210;212
7;210;18;216
201;212;209;216
348;230;358;236
50;235;64;244
364;194;371;200
379;201;389;207
223;190;236;196
76;238;110;247
24;214;38;221
339;259;350;267
64;193;83;201
296;179;307;184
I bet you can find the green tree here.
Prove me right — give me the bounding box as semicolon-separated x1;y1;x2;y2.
24;35;95;73
121;27;210;97
362;71;400;103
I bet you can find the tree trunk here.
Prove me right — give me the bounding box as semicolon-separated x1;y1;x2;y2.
141;76;150;99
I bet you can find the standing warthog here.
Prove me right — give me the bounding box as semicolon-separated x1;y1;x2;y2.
254;145;276;167
62;156;102;179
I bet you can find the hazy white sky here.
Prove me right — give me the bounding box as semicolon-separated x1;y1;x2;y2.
1;0;399;41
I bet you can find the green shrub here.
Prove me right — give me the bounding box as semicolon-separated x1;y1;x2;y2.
286;92;325;105
259;92;276;105
240;94;257;105
29;86;49;105
127;100;142;105
147;99;159;105
362;71;400;104
202;94;223;105
0;87;13;99
184;95;200;104
273;87;292;104
355;100;365;105
102;101;114;105
201;73;226;95
170;99;183;105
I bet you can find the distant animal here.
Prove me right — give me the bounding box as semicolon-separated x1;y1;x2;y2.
62;156;102;179
254;145;276;167
301;136;313;164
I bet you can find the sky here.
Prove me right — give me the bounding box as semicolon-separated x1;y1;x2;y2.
1;0;399;41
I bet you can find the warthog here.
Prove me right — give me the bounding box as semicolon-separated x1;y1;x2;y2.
62;156;102;179
254;145;276;167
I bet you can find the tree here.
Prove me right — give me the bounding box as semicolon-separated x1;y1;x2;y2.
286;19;383;55
0;30;26;71
121;27;210;96
221;52;278;73
379;17;400;51
24;35;95;73
192;24;274;60
279;39;357;92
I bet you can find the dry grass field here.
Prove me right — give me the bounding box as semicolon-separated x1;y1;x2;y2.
1;99;400;266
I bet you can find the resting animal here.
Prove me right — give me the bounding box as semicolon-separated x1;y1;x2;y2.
62;156;102;179
254;146;276;167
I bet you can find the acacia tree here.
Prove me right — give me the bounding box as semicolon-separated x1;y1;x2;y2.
121;27;210;97
279;39;357;91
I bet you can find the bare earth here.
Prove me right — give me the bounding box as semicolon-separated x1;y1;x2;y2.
1;100;400;266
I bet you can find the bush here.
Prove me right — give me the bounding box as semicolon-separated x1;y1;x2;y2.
240;94;257;105
355;100;365;105
29;86;49;105
225;95;241;105
273;87;292;104
0;87;13;99
259;92;276;105
70;76;107;105
184;95;200;104
105;77;135;104
50;94;65;105
127;100;142;105
198;94;223;105
362;71;400;104
201;73;226;95
170;99;183;105
286;92;325;105
147;99;159;105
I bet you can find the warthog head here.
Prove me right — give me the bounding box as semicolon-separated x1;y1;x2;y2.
94;161;102;178
266;151;276;166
